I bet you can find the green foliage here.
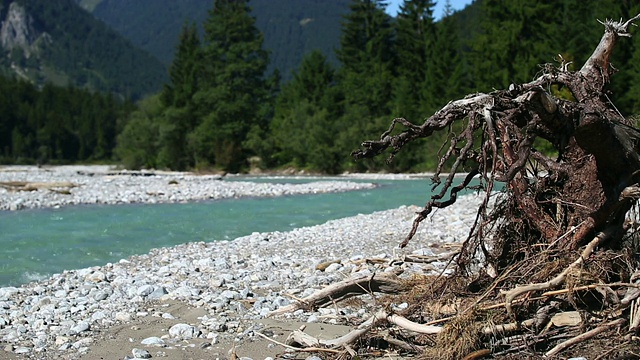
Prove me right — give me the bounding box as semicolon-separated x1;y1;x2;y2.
423;5;468;113
337;0;395;118
269;51;344;173
0;75;132;164
470;0;558;90
14;0;640;174
392;0;436;120
162;22;202;109
114;95;162;169
114;0;272;172
190;0;270;172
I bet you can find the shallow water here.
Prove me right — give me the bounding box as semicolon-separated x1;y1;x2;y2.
0;178;472;286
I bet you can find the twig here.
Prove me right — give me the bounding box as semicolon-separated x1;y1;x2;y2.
254;331;341;354
593;341;630;360
542;282;640;297
482;318;536;335
545;318;626;357
503;227;616;315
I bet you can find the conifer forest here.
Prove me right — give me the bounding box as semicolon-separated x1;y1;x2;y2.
3;0;640;174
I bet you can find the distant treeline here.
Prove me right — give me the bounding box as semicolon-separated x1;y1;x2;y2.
0;76;134;164
4;0;640;173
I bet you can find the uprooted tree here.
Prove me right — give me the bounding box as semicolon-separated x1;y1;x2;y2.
268;15;640;359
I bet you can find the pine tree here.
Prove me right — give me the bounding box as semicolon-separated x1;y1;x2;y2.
161;22;202;108
423;1;466;114
270;50;342;172
470;0;559;91
191;0;270;172
157;22;202;170
334;0;395;172
392;0;436;120
336;0;395;118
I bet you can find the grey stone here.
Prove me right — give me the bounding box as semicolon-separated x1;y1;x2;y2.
14;346;30;354
169;323;199;340
132;348;151;358
92;290;109;301
141;336;165;345
147;286;168;300
70;321;90;334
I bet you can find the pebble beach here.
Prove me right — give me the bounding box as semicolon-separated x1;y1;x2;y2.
0;166;484;359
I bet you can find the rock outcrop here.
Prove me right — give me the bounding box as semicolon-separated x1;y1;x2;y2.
0;2;39;57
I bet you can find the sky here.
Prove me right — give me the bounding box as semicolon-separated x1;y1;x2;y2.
384;0;474;20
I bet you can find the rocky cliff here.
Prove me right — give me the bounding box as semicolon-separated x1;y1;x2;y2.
0;0;167;100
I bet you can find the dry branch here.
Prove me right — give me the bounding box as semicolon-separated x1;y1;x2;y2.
268;272;406;316
286;309;442;349
544;318;626;357
502;226;616;315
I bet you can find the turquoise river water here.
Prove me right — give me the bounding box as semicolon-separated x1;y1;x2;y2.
0;177;472;287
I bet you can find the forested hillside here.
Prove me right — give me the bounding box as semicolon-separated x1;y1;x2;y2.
0;76;134;164
115;0;640;174
5;0;640;175
0;0;167;99
79;0;350;80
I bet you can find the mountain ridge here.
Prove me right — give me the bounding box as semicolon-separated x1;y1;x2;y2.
0;0;168;100
79;0;350;80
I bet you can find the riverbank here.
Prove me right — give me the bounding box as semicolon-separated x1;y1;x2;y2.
0;165;381;211
0;166;485;359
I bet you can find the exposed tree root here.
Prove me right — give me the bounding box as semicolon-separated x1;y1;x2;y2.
285;309;442;350
502;226;617;315
264;14;640;359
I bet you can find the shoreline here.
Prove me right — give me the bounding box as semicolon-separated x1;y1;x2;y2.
0;166;483;359
0;165;382;211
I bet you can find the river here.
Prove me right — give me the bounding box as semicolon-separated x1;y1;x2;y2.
0;177;472;287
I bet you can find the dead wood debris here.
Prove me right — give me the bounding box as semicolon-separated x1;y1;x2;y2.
267;15;640;359
0;181;77;194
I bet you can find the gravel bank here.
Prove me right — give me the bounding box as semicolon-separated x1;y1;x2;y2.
0;166;485;359
0;165;377;211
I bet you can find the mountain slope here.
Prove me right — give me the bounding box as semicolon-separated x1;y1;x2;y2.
80;0;350;80
0;0;167;99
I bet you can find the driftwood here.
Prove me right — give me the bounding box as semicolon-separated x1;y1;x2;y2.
545;318;627;357
268;272;406;316
286;309;442;349
0;181;77;193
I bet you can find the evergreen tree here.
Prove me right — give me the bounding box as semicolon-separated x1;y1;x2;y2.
191;0;270;172
423;1;466;113
161;22;202;108
392;0;436;120
335;0;395;172
157;22;202;170
270;51;342;172
336;0;395;117
470;0;558;91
